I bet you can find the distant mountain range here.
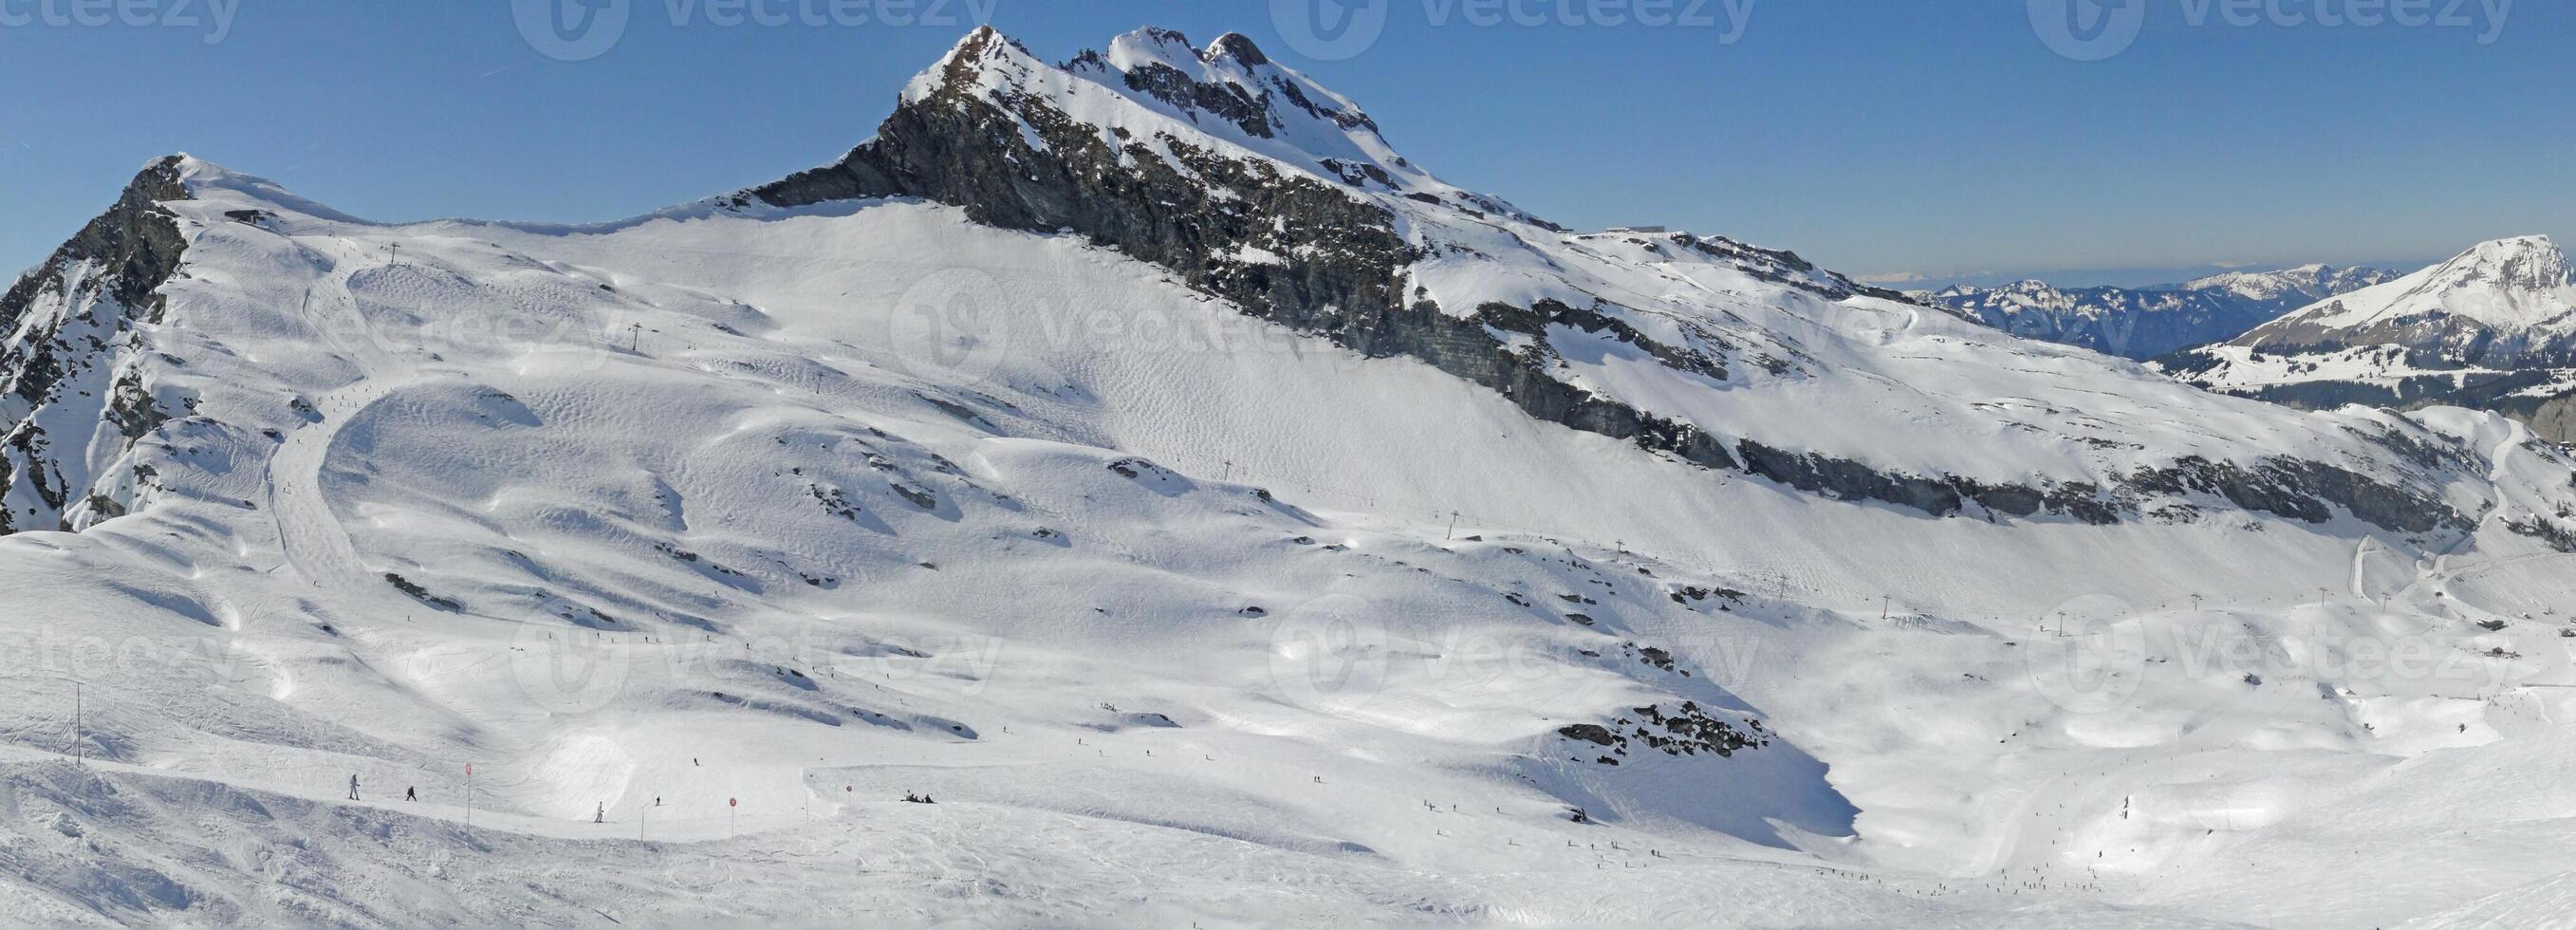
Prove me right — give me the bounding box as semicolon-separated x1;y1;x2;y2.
2161;235;2576;440
10;24;2576;927
1917;265;2401;361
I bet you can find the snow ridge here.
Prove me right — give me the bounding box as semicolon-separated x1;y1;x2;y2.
9;26;2576;929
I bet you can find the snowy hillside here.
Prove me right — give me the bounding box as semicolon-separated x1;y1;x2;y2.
2165;236;2576;440
9;25;2576;928
1919;264;2397;361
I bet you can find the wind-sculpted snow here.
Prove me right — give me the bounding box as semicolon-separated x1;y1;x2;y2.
8;27;2576;928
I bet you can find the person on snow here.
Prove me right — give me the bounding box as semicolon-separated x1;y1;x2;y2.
348;774;361;801
406;786;417;802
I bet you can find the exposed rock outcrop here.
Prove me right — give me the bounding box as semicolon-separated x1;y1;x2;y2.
0;157;192;532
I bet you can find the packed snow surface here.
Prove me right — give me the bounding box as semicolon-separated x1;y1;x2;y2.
8;29;2576;929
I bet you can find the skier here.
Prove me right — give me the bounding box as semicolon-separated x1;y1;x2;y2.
406;786;417;802
348;774;361;801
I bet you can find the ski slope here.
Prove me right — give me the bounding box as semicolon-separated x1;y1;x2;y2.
6;27;2576;928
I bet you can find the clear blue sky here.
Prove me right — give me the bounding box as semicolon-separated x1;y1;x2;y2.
2;0;2567;287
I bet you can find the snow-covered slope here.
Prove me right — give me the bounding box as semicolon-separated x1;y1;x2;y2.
2228;236;2576;359
2165;237;2576;440
740;28;2531;538
8;26;2576;928
1919;264;2398;361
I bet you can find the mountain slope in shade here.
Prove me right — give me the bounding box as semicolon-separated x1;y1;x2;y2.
2164;236;2576;440
1919;264;2399;361
8;26;2576;928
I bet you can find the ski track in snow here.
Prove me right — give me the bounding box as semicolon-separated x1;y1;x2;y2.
9;44;2576;924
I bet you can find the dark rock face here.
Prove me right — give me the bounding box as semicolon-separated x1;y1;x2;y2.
1736;439;1963;516
0;158;189;332
2125;456;2467;534
751;30;1747;474
1558;701;1771;766
0;157;192;533
740;28;2468;536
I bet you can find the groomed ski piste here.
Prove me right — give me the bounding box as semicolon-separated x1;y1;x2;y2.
7;27;2576;929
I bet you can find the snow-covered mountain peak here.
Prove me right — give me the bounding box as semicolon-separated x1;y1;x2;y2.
1089;26;1377;130
2437;233;2570;296
2170;237;2576;429
892;24;1430;204
158;153;377;229
899;24;1041;102
2258;235;2575;337
2403;235;2570;313
734;25;2546;535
